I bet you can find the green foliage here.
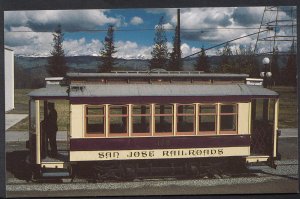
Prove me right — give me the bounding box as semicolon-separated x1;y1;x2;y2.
194;47;210;72
216;44;259;77
149;16;169;70
216;43;235;73
168;25;182;71
99;25;117;73
282;42;296;87
235;45;259;77
270;46;280;85
47;25;69;77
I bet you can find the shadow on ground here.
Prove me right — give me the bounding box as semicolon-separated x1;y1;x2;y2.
6;150;32;181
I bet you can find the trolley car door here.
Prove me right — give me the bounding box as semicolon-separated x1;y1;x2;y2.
251;98;277;157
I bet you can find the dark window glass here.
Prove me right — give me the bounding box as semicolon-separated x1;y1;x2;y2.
132;116;150;133
220;115;237;131
177;105;194;114
177;115;194;132
132;105;150;115
221;105;236;113
155;104;172;114
85;106;105;135
110;116;127;133
109;105;128;134
220;104;237;133
154;104;173;133
199;115;216;131
86;117;104;134
199;104;217;133
200;105;216;113
155;116;172;133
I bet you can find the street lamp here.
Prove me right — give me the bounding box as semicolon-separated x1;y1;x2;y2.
260;57;272;88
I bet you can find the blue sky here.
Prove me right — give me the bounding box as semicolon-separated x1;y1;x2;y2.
4;7;296;58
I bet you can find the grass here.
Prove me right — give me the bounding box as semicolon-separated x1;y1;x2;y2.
7;86;298;131
272;86;298;128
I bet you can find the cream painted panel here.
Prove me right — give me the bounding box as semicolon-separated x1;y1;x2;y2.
70;104;84;138
70;147;250;161
238;102;250;134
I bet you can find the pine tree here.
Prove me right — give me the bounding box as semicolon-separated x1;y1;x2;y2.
47;25;68;77
236;45;259;77
149;16;169;70
284;41;297;86
168;25;182;71
216;42;235;73
270;46;280;85
99;25;117;72
194;47;210;72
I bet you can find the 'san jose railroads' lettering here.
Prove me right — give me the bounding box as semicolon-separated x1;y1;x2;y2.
98;148;225;160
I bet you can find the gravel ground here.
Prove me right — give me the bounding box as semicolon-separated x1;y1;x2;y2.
6;160;298;193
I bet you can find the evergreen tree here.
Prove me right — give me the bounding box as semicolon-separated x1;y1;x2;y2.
216;42;236;73
149;16;169;70
194;47;210;72
99;25;117;72
270;46;280;85
47;25;68;77
236;45;259;77
168;25;182;71
283;41;297;86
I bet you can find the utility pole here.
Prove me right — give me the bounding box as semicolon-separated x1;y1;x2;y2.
176;8;181;59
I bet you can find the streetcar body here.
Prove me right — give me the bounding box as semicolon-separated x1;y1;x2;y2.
27;71;279;178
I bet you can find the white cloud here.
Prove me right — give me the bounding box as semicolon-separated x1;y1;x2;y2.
115;41;152;59
130;16;143;25
4;10;122;31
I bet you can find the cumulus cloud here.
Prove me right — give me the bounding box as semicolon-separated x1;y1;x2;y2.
232;7;264;26
130;16;143;25
4;10;122;32
115;41;153;59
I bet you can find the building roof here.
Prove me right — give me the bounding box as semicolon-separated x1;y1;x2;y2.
67;72;249;79
28;83;279;103
28;85;68;98
68;84;278;98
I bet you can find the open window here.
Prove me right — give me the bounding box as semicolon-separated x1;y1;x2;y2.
132;104;151;136
198;104;217;135
154;104;173;135
177;104;195;135
219;104;238;134
109;105;128;136
85;105;105;137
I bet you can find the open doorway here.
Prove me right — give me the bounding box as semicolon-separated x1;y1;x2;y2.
38;99;70;162
250;98;276;156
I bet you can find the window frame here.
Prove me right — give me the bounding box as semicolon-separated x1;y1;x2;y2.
84;105;106;137
108;105;129;137
176;104;196;135
219;103;238;135
198;103;218;135
153;104;174;136
131;104;152;136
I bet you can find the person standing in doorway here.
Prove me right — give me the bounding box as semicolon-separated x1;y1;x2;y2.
47;102;58;157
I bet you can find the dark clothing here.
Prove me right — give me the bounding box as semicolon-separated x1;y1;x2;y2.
47;131;57;156
47;109;58;156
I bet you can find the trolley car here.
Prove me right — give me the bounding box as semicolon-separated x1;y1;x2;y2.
26;71;280;179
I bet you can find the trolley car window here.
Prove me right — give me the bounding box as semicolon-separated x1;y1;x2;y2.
109;105;128;135
220;104;237;134
154;104;173;134
199;104;217;134
177;104;195;133
132;105;151;135
85;106;105;136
